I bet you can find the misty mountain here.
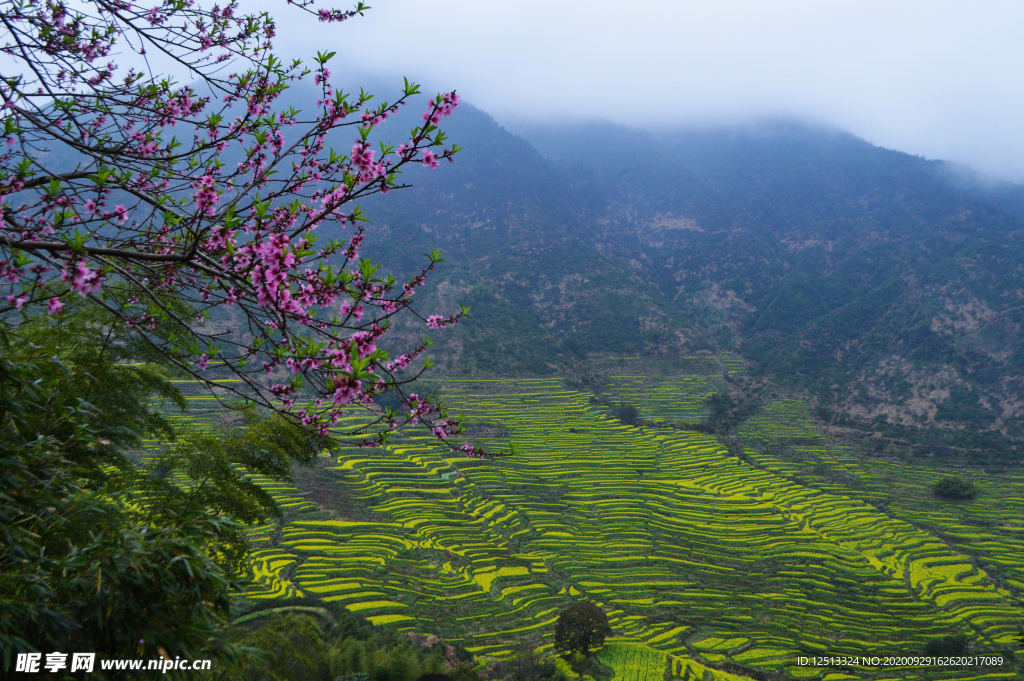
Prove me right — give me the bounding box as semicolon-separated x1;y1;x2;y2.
358;104;693;375
352;105;1023;454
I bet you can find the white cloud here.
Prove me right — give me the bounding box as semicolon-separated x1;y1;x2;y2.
261;1;1024;181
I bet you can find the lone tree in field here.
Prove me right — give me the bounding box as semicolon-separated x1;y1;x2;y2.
0;0;490;455
554;602;612;658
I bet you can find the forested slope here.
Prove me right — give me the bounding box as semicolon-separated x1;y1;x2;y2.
343;105;1024;454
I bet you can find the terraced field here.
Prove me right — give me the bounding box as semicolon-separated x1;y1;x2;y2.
737;399;1024;630
598;375;718;424
153;376;1023;681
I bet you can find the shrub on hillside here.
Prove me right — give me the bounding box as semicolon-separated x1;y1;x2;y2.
925;634;968;655
226;613;481;681
500;644;567;681
933;476;978;500
614;402;642;426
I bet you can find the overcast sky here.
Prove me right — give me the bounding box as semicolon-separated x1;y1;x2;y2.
268;1;1024;182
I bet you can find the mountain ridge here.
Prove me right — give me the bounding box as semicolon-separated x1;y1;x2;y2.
340;101;1024;455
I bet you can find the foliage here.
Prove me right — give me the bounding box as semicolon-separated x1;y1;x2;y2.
0;0;489;453
554;602;612;658
612;401;641;426
702;387;760;436
0;303;325;669
156;406;329;525
812;403;834;424
924;633;969;655
704;391;738;434
224;612;481;681
501;644;567;681
0;323;236;672
934;384;993;426
3;294;187;465
228;613;329;681
933;476;978;500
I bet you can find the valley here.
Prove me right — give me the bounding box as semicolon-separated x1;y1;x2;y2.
154;366;1024;681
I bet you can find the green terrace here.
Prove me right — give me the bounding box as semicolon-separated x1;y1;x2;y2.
597;375;719;424
736;399;1024;607
148;376;1022;681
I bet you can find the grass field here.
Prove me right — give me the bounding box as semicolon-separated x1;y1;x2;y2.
148;373;1024;681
